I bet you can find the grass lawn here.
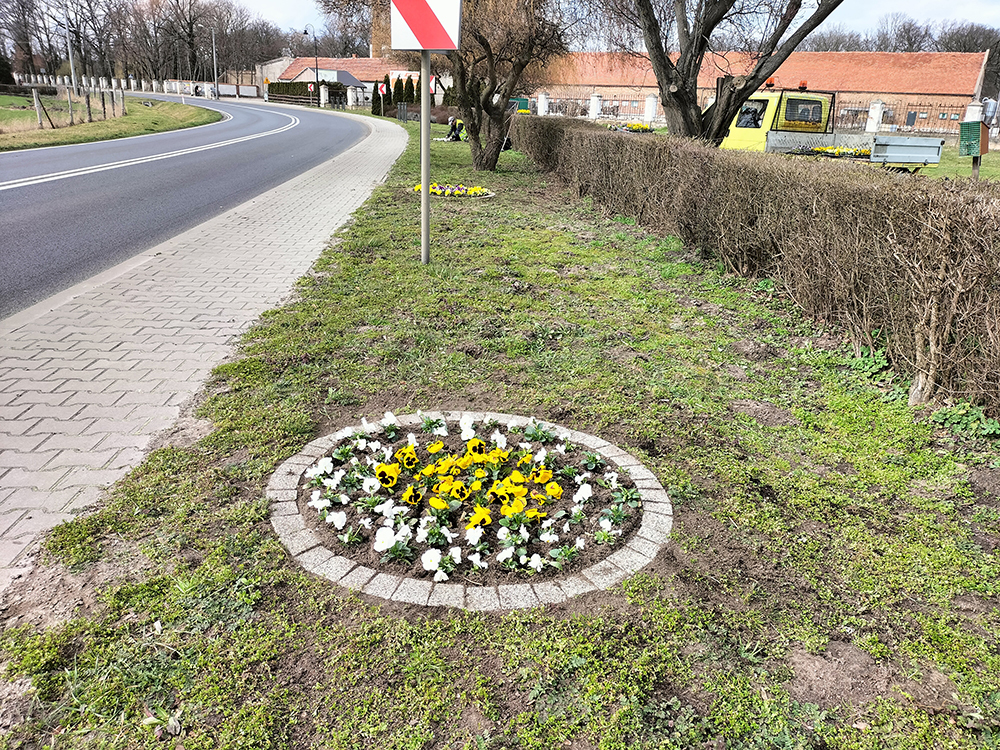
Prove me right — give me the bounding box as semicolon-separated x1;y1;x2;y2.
932;142;1000;180
2;119;999;749
0;97;222;151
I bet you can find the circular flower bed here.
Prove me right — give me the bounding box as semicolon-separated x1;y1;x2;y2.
298;411;643;585
412;183;493;197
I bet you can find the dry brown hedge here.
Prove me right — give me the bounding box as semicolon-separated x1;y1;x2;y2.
512;116;1000;412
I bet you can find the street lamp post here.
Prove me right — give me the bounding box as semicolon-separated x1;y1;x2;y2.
303;24;319;108
198;23;219;98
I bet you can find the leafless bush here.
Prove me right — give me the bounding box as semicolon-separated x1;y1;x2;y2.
512;116;1000;412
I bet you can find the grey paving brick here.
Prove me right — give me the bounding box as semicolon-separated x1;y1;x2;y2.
271;514;306;538
532;581;568;605
465;586;500;611
283;529;321;556
640;512;673;536
313;555;356;584
0;450;59;471
54;467;130;490
557;575;598;599
295;545;334;574
362;572;402;600
606;546;652;575
338;565;376;591
637;526;671;545
270;501;299;517
427;582;465;608
498;583;540;610
582;559;628;589
626;536;663;559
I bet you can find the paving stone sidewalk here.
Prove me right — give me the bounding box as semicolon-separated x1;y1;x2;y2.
0;111;408;593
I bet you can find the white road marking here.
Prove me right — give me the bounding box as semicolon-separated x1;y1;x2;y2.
0;111;299;192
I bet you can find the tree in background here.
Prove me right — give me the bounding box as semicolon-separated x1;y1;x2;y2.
447;0;574;171
0;47;14;83
598;0;845;143
381;72;391;107
413;76;420;104
403;73;414;102
391;74;403;102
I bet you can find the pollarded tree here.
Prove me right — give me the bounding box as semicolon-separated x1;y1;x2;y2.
601;0;845;143
448;0;573;170
403;73;414;102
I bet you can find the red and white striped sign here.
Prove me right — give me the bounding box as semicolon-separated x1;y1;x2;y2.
378;82;387;95
429;75;436;91
390;0;462;51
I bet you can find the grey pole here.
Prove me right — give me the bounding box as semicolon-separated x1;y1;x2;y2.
211;27;218;98
62;6;77;93
421;50;430;264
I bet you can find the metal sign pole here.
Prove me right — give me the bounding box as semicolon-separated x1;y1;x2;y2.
421;50;431;264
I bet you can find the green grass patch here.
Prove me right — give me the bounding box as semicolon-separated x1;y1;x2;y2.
2;121;999;749
0;98;222;151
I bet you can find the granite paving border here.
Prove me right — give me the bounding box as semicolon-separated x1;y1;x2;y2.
268;411;673;610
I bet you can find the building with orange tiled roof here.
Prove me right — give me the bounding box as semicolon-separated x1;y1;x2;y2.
534;51;990;132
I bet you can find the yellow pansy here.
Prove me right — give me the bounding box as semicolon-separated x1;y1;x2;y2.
436;456;456;475
435;476;455;494
470;480;483;492
401;484;424;505
429;495;449;510
450;481;471;501
456;454;475;470
427;440;445;454
466;438;487;457
529;467;553;484
500;497;526;516
487;480;509;504
474;468;487;479
507;470;527;484
525;508;547;520
517;453;533;467
375;462;401;489
466;504;492;528
395;445;419;470
545;481;563;499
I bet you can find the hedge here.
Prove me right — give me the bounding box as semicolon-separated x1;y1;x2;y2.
511;116;1000;412
266;81;345;98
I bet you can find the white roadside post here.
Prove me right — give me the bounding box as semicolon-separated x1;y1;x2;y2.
390;0;462;265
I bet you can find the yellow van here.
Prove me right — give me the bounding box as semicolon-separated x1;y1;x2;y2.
720;89;834;151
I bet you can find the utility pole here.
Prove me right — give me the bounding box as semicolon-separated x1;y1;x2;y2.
62;5;77;93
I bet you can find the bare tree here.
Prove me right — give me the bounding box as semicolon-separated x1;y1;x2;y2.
870;13;932;52
799;22;866;51
610;0;844;142
447;0;574;171
935;20;999;99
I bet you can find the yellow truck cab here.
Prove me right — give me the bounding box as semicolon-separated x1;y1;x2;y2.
720;88;833;151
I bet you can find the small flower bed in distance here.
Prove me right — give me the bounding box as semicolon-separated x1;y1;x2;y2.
299;412;641;583
413;183;493;197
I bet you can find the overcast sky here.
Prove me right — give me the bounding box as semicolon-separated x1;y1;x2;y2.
242;0;1000;52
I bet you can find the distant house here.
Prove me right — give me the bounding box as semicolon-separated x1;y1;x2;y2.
270;56;450;104
535;51;990;131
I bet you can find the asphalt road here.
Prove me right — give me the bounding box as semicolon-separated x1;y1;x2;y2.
0;96;369;319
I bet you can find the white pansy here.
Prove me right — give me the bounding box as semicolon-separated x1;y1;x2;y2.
350;457;359;465
441;527;455;542
575;536;585;549
363;476;382;495
490;430;508;449
421;548;442;571
326;469;346;489
305;456;334;479
468;552;488;569
308;494;332;511
415;526;429;543
497;527;510;541
373;526;396;552
539;530;559;544
394;524;413;543
339;494;351;505
573;484;593;504
518;442;532;451
407;432;418;447
496;547;515;563
361;417;372;432
528;554;544;572
599;517;613;532
519;525;530;541
382;447;392;462
327;511;347;529
459;413;477;440
563;521;571;533
449;546;462;563
381;411;400;427
603;471;619;489
373;499;395;517
434;570;450;582
432;423;449;437
368;440;381;453
359;517;373;529
465;526;484;545
355;438;367;451
554;443;567;454
364;456;377;468
541;519;555;529
533;448;547;465
574;471;592;485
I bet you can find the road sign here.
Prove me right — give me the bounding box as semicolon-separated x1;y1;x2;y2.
308;83;315;92
378;82;387;95
264;78;270;84
430;75;436;91
391;0;462;51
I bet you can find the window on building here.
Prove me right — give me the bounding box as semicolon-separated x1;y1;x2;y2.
939;112;948;120
951;113;960;120
918;112;928;119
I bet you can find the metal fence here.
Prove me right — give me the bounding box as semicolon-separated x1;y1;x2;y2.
835;99;968;134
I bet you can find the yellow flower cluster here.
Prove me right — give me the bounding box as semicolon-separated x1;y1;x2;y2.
809;146;872;158
624;122;652;132
412;183;491;197
371;436;563;531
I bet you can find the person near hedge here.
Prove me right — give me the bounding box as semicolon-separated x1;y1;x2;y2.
447;116;465;141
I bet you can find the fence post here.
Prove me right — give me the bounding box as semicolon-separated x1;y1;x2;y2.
320;84;329;108
865;100;884;133
32;89;43;129
589;93;602;120
644;94;658;126
85;91;92;122
538;92;549;116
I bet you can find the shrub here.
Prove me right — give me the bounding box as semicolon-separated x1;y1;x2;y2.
392;76;404;104
403;75;415;103
511;116;1000;413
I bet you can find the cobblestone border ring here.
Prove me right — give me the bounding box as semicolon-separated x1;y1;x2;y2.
266;411;673;610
